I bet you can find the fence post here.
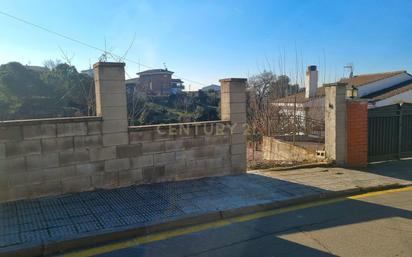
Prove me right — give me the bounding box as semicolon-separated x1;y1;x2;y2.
220;78;247;173
398;103;403;160
324;82;347;164
93;62;129;146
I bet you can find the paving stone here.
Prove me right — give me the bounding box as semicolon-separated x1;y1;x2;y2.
114;208;139;217
17;214;46;225
62;200;87;209
122;215;148;225
19;221;47;232
42;208;69;220
20;229;50;243
66;208;92;217
0;224;19;236
89;205;113;214
38;198;62;208
75;222;102;233
85;198;108;207
110;202;133;211
78;191;101;200
175;204;203;215
49;225;77;238
97;212;125;228
0;233;21;247
70;215;96;224
177;193;197;200
45;218;72;228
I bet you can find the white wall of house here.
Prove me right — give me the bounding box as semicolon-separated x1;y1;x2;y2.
274;102;304;108
357;73;412;97
303;97;325;121
374;90;412;108
274;103;304;118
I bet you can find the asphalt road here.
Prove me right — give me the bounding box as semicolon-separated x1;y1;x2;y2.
63;188;412;257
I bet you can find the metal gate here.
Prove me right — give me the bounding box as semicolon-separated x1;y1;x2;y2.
368;103;412;162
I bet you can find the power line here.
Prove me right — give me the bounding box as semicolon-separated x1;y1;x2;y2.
0;10;208;87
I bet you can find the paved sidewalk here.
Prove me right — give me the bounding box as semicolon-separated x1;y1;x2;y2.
254;165;411;192
0;163;411;256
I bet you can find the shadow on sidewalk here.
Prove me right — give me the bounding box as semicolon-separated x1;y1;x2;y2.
363;158;412;181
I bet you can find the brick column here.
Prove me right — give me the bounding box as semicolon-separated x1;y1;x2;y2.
324;82;347;164
220;78;247;173
93;62;128;146
346;100;368;166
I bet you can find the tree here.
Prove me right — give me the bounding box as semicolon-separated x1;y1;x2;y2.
127;88;148;125
0;61;95;120
198;90;208;106
0;62;48;119
43;59;62;70
247;71;276;112
247;71;299;137
138;103;179;125
193;105;219;121
41;63;95;116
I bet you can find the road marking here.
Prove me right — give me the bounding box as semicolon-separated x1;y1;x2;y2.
348;186;412;199
58;186;412;257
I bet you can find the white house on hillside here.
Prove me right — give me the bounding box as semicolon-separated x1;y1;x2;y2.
275;66;412;122
200;84;220;92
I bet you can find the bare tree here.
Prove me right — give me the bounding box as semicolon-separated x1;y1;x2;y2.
127;89;148;125
43;59;62;70
247;71;298;136
59;47;75;65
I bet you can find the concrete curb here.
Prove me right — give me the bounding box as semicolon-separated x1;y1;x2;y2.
1;183;410;257
266;162;333;172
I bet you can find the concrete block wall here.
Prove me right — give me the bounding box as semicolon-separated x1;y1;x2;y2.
346;100;368;167
127;121;233;183
324;83;347;164
262;136;318;162
0;117;103;201
0;62;247;202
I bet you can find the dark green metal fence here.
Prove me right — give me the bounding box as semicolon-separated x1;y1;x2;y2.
368;103;412;162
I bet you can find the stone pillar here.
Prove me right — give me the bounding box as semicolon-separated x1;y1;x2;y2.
324;82;347;164
93;62;128;146
346;100;368;167
220;78;247;173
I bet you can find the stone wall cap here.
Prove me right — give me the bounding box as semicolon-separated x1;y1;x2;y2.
93;62;126;68
0;116;102;127
129;120;231;131
219;78;247;83
323;82;347;87
347;98;370;103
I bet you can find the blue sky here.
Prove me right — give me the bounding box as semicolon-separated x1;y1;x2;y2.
1;0;411;89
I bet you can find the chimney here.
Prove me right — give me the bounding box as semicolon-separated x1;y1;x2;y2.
305;65;318;98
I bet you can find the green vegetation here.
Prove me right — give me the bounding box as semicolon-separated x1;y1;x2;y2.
0;61;220;124
127;90;220;125
0;61;94;120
